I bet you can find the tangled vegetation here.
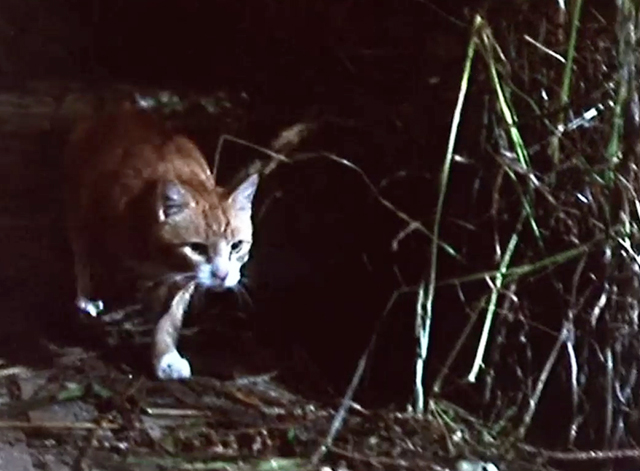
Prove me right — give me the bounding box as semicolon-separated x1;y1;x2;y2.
1;1;640;470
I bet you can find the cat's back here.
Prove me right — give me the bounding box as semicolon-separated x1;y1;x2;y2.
65;103;213;212
66;103;164;172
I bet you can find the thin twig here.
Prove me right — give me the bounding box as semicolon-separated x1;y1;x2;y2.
0;420;118;430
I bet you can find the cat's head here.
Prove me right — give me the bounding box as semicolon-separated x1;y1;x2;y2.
151;174;259;290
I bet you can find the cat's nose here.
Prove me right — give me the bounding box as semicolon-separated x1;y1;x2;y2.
210;263;229;281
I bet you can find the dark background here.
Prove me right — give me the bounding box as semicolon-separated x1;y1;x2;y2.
0;0;489;407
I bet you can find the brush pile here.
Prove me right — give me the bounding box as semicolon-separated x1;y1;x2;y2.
425;1;640;466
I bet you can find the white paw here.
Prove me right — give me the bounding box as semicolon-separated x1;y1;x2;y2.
76;297;104;317
156;350;192;380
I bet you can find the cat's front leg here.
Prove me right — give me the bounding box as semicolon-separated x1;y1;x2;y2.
153;281;196;380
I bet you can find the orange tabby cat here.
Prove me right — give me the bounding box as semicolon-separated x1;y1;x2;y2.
64;103;259;380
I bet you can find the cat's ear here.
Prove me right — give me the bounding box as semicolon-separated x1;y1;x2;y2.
156;181;193;221
228;174;259;212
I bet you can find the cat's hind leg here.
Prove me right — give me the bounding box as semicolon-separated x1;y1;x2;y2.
70;233;105;317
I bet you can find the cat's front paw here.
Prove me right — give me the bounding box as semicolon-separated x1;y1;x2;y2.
156;350;192;380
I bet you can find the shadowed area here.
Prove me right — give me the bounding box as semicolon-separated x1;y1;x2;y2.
0;130;76;365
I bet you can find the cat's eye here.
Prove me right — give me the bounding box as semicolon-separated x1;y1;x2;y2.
230;241;244;253
184;242;209;259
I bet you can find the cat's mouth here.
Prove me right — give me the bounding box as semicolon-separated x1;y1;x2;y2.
195;263;240;290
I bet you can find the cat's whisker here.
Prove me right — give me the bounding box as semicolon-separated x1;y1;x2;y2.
173;272;197;284
155;271;196;286
189;283;207;312
125;260;196;288
139;271;197;300
239;274;255;289
233;281;254;308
